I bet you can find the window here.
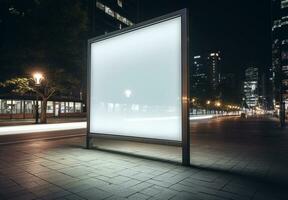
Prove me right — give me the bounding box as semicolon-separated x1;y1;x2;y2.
281;0;288;9
282;39;288;45
96;2;133;27
272;20;281;31
75;103;82;112
61;102;65;113
14;100;22;114
0;99;8;114
281;19;288;26
105;6;115;17
96;1;105;11
117;0;123;7
25;101;33;114
68;102;75;113
47;101;54;113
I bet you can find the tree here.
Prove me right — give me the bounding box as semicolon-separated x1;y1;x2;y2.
0;70;80;123
0;0;88;121
0;0;88;83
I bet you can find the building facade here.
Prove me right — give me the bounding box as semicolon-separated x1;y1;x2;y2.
92;0;138;36
207;52;221;97
243;67;259;108
190;52;222;100
190;55;208;99
272;0;288;116
0;95;85;119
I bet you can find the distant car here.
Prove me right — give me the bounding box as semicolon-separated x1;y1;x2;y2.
240;113;246;118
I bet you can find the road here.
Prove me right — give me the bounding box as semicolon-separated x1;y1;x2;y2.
0;116;287;199
190;116;288;181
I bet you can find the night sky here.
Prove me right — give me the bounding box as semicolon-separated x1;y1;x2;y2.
139;0;271;76
0;0;271;81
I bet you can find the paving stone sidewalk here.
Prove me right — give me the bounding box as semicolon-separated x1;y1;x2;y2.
0;137;287;200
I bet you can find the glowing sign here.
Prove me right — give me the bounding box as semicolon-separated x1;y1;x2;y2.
88;11;188;143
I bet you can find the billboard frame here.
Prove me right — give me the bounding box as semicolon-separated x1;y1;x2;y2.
87;9;190;166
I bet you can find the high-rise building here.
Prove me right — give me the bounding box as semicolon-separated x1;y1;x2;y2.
243;67;259;108
266;67;275;110
190;55;208;99
91;0;138;36
259;73;268;110
271;0;288;114
207;52;221;96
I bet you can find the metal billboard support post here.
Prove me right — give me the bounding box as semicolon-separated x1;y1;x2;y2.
181;9;190;166
87;9;190;166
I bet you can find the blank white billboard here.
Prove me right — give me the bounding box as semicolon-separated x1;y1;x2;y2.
89;16;182;141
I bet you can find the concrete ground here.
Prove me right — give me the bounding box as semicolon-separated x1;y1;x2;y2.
0;117;287;199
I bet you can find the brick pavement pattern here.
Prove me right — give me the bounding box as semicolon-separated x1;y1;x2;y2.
0;117;287;200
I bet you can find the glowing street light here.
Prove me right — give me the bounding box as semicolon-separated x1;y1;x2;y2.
33;72;44;124
206;100;211;105
215;101;221;107
33;72;44;86
191;98;196;103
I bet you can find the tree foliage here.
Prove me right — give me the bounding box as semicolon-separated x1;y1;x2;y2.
0;69;81;123
0;0;88;81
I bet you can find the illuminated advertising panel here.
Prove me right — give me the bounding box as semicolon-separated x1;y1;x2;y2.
87;9;189;164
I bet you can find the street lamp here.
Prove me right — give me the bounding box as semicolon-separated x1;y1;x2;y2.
33;73;43;86
33;72;44;124
215;101;221;115
215;101;221;107
206;100;211;114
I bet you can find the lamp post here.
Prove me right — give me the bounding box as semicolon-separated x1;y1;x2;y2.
191;98;196;115
33;73;43;124
206;100;211;114
215;101;221;115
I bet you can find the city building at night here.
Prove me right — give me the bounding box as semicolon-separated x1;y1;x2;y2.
271;0;288;116
243;67;259;108
207;52;221;97
0;95;85;119
266;66;275;110
91;0;138;36
190;52;223;100
190;55;208;99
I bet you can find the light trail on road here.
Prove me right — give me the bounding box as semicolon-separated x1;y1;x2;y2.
0;122;86;136
0;114;235;136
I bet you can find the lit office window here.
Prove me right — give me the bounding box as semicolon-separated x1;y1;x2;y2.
96;1;133;27
14;100;21;114
282;39;288;45
117;0;123;7
61;102;65;113
281;20;288;26
105;6;115;17
25;101;33;114
75;102;82;112
47;101;54;113
281;0;288;9
96;1;105;11
272;20;281;31
282;65;288;71
68;102;74;113
0;99;8;114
